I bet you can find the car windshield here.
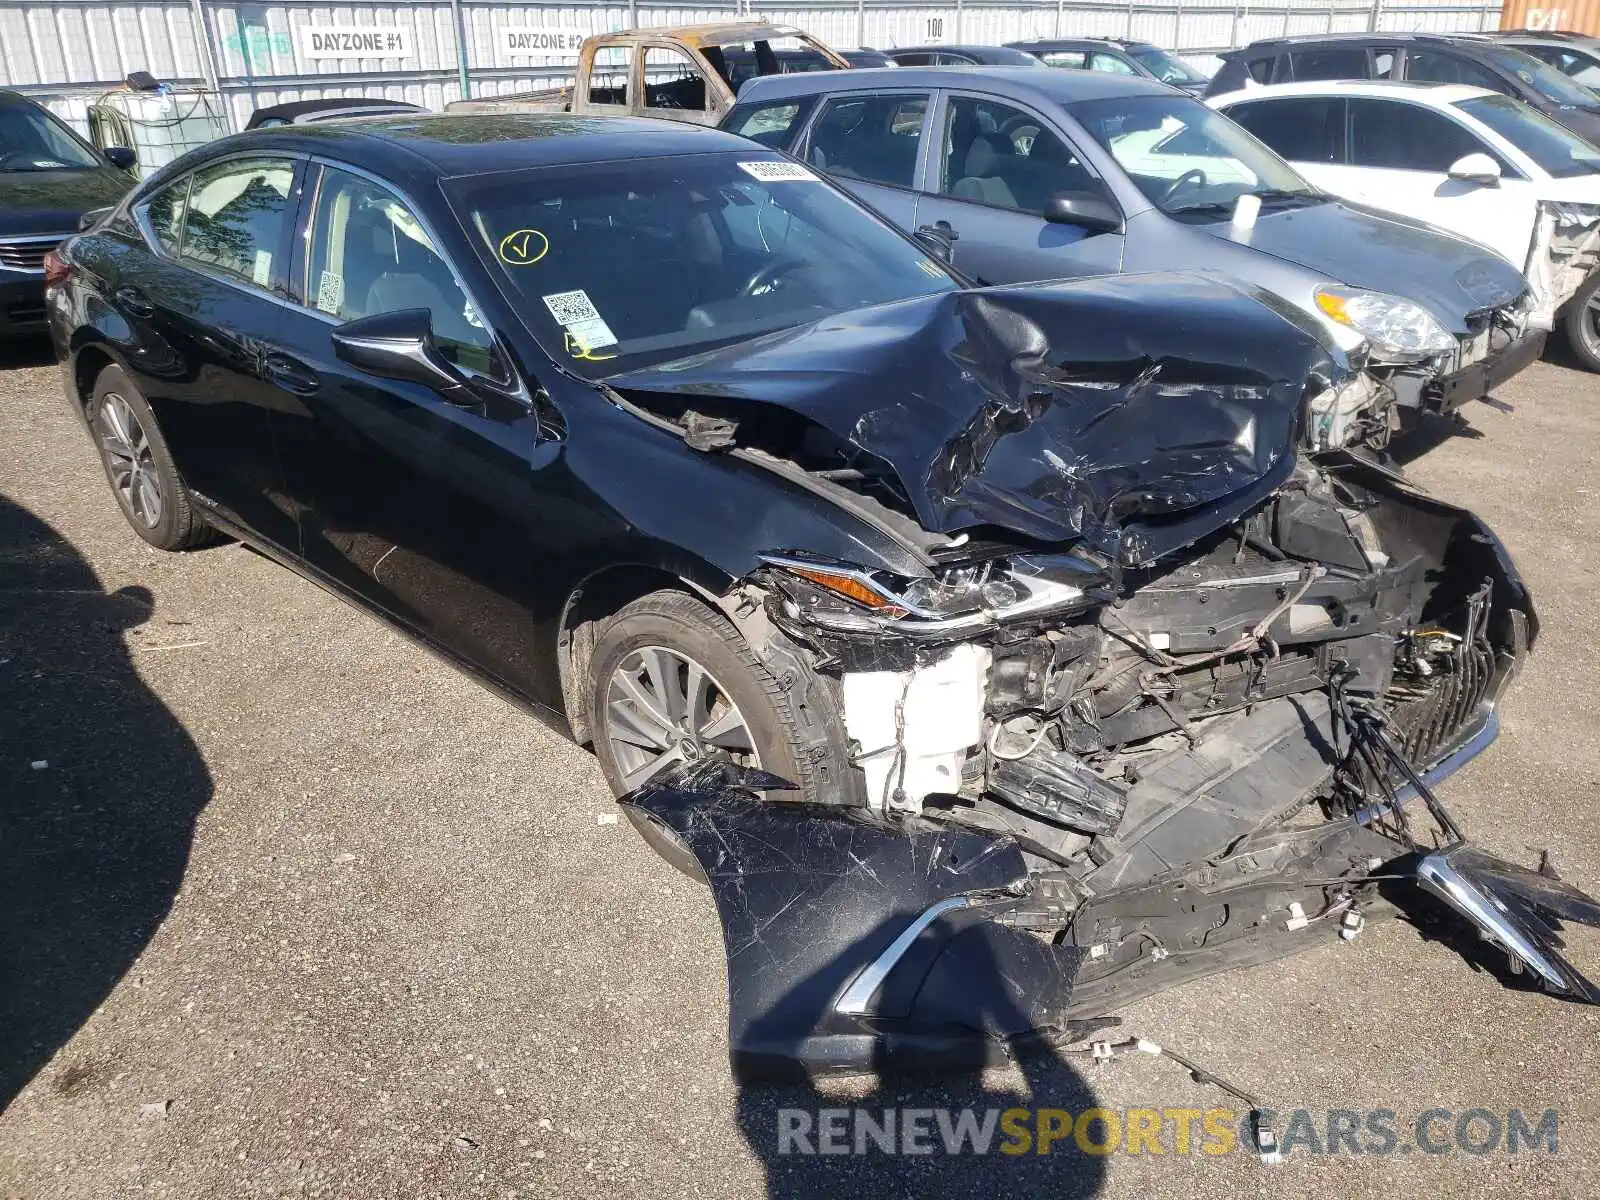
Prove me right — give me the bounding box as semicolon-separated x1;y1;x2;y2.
1480;43;1600;108
0;104;101;171
1069;94;1320;216
1127;45;1209;85
1456;93;1600;177
448;153;958;379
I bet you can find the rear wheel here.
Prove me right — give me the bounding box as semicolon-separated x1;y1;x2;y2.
88;365;210;550
1561;271;1600;374
587;590;854;801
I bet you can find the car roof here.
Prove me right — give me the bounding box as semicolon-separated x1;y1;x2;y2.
1007;38;1147;52
1224;32;1496;57
0;89;41;106
247;97;424;126
213;113;757;185
1213;79;1496;105
891;44;1037;61
1494;29;1600;45
736;63;1174;105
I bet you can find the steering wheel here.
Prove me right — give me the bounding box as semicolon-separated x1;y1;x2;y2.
997;114;1043;153
1162;168;1208;203
741;256;805;297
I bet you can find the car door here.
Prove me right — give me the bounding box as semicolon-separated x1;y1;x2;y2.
912;91;1125;283
1333;97;1535;266
264;161;558;704
797;89;932;228
115;153;304;552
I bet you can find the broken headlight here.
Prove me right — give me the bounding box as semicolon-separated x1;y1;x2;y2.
1314;287;1456;364
762;553;1098;635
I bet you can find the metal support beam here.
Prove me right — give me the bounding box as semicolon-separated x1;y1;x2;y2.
450;0;472;101
188;0;220;94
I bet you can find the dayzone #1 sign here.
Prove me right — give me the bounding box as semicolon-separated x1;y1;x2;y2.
501;27;589;57
295;25;414;60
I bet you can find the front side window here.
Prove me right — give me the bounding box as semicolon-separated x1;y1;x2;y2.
805;93;929;188
642;46;708;112
176;157;296;289
1087;52;1137;76
1477;43;1599;105
1037;50;1089;69
1126;46;1210;86
1227;97;1345;164
305;166;495;373
1347;98;1493;173
587;46;632;108
1527;45;1600;87
1456;93;1600;178
0;102;101;171
1071;93;1319;216
939;96;1106;215
1405;50;1505;93
726;99;812;149
449;153;956;378
1289;48;1370;82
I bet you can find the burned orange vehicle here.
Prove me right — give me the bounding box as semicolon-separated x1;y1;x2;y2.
446;23;852;125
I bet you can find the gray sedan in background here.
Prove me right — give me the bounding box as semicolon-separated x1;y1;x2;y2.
723;66;1541;439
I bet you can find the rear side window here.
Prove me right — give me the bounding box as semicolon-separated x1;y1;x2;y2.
893;52;935;66
1038;50;1089;69
1088;52;1137;75
1404;50;1505;93
726;98;813;148
1245;56;1276;84
1348;98;1494;173
176;156;296;289
587;46;632;108
1289;48;1370;81
1229;97;1345;163
805;93;929;188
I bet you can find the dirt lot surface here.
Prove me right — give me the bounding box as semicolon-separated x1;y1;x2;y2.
3;338;1598;1199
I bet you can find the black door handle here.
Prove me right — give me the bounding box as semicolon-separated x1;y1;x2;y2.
262;352;320;395
114;285;154;317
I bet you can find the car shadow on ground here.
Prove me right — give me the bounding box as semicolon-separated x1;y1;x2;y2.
0;334;56;372
0;493;212;1113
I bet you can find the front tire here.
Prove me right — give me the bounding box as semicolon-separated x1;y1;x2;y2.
1561;271;1600;374
588;590;854;802
87;365;209;551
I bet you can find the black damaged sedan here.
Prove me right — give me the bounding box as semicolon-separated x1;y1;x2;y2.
47;114;1598;1081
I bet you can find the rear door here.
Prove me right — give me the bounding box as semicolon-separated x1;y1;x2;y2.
796;89;932;228
912;90;1124;283
119;153;304;552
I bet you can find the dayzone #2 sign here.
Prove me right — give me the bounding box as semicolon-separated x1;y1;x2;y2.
295;25;414;60
501;27;589;57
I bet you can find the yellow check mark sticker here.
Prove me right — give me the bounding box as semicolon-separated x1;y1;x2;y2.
497;228;549;267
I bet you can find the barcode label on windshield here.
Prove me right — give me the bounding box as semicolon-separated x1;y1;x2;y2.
738;160;818;183
542;288;617;350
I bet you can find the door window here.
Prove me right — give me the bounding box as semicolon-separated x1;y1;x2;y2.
725;99;812;148
175;156;296;290
1347;98;1496;173
939;96;1104;216
893;52;936;66
1404;50;1505;92
1289;48;1371;81
142;176;194;253
1228;97;1345;163
1037;50;1089;69
642;46;707;113
1087;52;1137;75
1528;46;1600;87
1372;49;1398;77
806;93;929;188
305;165;496;374
587;46;632;108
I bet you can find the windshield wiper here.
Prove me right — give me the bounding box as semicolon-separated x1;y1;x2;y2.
1165;200;1235;216
1253;188;1326;208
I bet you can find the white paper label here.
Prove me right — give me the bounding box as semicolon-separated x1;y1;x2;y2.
542;289;617;350
501;27;588;58
738;161;820;183
316;270;344;315
295;25;413;60
252;248;272;287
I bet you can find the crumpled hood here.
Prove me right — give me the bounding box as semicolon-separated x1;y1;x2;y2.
1208;200;1528;329
609;272;1347;565
0;168;132;236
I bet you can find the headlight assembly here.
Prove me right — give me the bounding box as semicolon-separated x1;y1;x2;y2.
1314;287;1457;363
761;554;1097;636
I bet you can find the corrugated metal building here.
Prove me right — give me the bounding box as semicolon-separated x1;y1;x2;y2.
0;0;1505;134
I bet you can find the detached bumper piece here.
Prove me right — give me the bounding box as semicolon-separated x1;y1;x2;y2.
621;760;1099;1082
1417;844;1600;1004
1429;328;1545;415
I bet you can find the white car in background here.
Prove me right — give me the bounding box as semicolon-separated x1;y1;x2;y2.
1211;80;1600;370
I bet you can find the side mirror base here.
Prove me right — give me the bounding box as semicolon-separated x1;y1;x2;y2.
331;308;472;400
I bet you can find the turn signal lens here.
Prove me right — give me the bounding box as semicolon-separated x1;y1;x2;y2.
783;565;907;615
42;250;73;289
1314;290;1349;324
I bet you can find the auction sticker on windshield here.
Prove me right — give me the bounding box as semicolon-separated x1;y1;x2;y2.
542;289;618;352
738;161;819;183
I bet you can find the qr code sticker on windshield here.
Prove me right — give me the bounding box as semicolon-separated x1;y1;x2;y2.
542;289;604;326
738;161;818;183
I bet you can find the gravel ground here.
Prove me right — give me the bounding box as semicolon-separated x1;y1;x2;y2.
2;336;1598;1199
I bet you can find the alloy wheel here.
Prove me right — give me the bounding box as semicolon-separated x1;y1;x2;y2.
602;645;759;790
1582;289;1600;362
95;392;164;528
